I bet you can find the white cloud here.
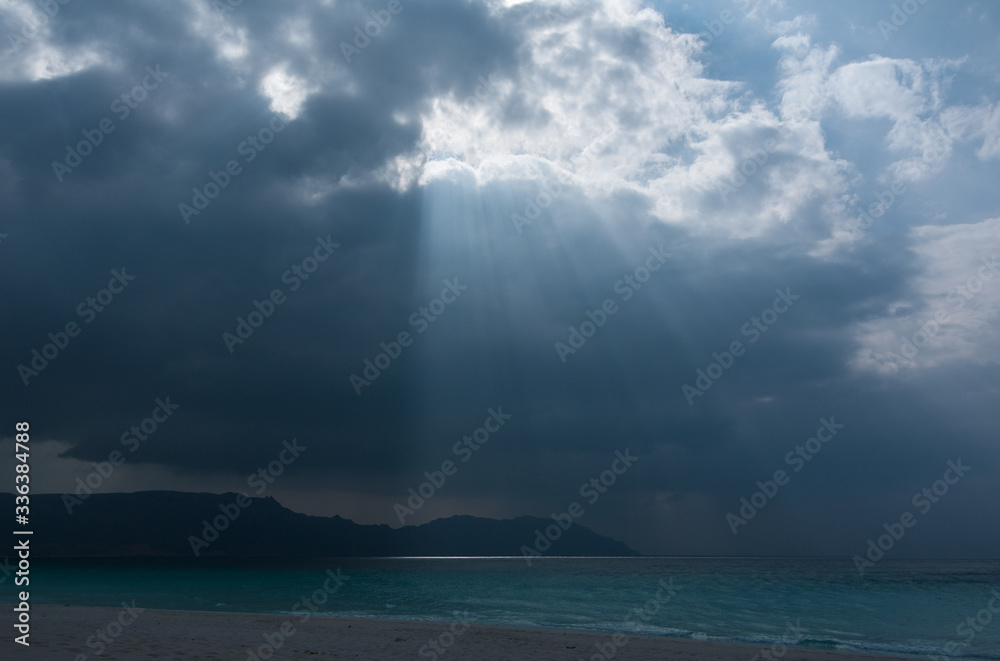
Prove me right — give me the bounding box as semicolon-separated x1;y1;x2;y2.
851;217;1000;376
941;101;1000;161
259;64;315;120
405;0;853;239
0;0;112;82
829;57;930;120
827;56;957;183
182;0;251;64
977;102;1000;160
18;0;981;251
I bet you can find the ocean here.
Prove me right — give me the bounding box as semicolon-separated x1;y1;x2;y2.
11;557;1000;659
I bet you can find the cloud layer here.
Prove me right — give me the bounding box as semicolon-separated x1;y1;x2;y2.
1;0;999;555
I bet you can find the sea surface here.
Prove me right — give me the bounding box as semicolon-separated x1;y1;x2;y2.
9;557;1000;659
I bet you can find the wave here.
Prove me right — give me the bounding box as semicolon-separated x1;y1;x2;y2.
271;609;1000;661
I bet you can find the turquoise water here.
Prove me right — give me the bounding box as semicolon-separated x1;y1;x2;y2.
8;557;1000;659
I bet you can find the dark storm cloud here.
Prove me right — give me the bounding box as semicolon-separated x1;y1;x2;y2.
0;0;521;479
1;0;998;557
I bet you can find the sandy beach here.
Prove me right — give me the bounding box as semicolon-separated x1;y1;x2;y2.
4;605;925;661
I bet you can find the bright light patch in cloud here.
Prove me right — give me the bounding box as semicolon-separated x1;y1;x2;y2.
259;65;313;119
851;217;1000;376
405;0;860;239
0;0;111;82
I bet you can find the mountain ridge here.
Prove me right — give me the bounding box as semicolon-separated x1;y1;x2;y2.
2;491;639;558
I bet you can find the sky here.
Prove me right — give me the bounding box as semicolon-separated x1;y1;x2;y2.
1;0;999;557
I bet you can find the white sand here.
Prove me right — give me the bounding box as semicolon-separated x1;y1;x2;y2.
4;605;924;661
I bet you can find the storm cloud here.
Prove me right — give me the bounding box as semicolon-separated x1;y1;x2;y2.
1;0;999;556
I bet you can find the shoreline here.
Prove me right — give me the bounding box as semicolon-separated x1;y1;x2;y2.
5;605;931;661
